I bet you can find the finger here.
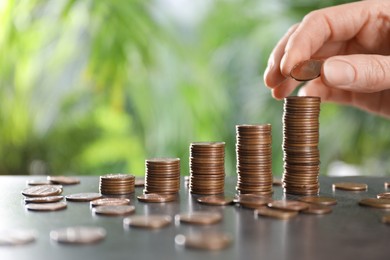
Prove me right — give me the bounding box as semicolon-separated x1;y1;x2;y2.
322;54;390;92
264;24;299;88
271;78;301;100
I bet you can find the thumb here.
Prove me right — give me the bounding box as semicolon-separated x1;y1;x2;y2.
322;55;390;93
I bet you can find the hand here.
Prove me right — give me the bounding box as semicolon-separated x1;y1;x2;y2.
263;0;390;118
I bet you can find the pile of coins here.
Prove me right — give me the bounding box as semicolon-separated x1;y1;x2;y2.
189;142;225;195
236;124;273;195
144;158;180;195
99;174;135;195
282;96;321;195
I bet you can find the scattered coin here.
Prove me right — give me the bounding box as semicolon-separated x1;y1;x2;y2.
301;205;332;215
385;182;390;189
66;193;102;202
123;215;172;229
137;193;176;203
47;176;80;185
93;205;135;216
26;180;52;186
22;185;62;197
90;198;130;207
377;192;390;199
290;59;323;81
298;196;337;206
24;196;64;204
358;198;390;209
273;177;282;186
382;215;390;224
26;202;67;211
255;207;298;220
175;232;232;251
268;200;309;211
50;226;106;244
100;174;135;195
333;182;368;191
176;212;222;225
0;229;37;246
197;195;233;206
233;194;273;209
135;178;145;187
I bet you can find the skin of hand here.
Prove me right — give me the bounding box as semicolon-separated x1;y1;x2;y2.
263;0;390;118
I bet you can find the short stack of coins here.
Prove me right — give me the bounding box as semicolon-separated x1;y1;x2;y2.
100;174;135;195
189;142;225;195
144;158;180;195
283;96;321;195
236;124;273;195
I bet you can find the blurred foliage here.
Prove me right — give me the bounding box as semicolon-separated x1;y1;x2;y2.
1;0;390;177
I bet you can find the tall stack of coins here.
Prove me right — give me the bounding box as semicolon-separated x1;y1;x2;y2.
144;158;180;195
236;124;273;195
100;174;135;195
283;96;320;195
189;142;225;195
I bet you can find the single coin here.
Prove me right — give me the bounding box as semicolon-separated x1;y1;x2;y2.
50;226;106;244
377;192;390;199
359;198;390;209
255;207;298;220
137;194;176;203
22;185;62;197
176;212;222;225
175;232;232;251
66;193;102;202
90;198;130;207
272;178;282;186
385;182;390;189
290;59;323;81
24;196;63;204
47;176;80;185
268;200;309;211
93;205;135;216
27;180;52;186
233;194;272;209
382;215;390;224
123;215;172;229
135;178;145;187
302;205;332;215
333;182;368;191
197;195;233;206
0;229;37;246
26;202;67;211
298;196;337;206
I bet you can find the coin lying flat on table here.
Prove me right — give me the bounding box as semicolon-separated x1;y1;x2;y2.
268;200;309;212
377;192;390;199
298;196;337;206
0;229;37;246
302;205;332;215
24;196;63;204
255;207;298;220
90;198;130;207
233;194;273;209
273;177;282;186
47;176;80;185
333;182;368;191
137;193;176;203
382;215;390;224
135;178;145;187
175;232;232;251
358;198;390;209
290;59;323;81
197;195;233;206
22;185;62;197
123;215;172;229
26;202;67;211
65;193;102;202
50;226;106;245
176;212;222;225
93;205;135;216
385;182;390;189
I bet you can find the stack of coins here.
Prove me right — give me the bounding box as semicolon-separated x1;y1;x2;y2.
236;124;273;195
99;174;135;195
189;142;225;195
144;158;180;195
283;96;320;195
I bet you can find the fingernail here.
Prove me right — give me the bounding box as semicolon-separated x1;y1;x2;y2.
324;59;355;86
298;87;306;96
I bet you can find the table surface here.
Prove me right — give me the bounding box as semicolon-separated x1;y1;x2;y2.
0;175;389;260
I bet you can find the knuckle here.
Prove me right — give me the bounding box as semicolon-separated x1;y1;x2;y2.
364;57;388;90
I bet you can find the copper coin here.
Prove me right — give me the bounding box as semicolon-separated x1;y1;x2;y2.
333;182;368;191
298;196;337;206
273;178;282;186
175;232;232;251
382;215;390;224
385;182;390;189
0;229;37;246
359;198;390;209
66;193;102;202
93;205;135;216
22;185;62;197
290;59;323;81
90;198;130;207
47;176;80;185
26;202;67;211
268;200;309;211
27;180;52;186
137;194;176;203
135;178;145;187
176;212;222;225
196;195;233;206
302;205;332;215
24;196;64;204
255;207;298;220
50;226;106;244
123;215;172;229
377;192;390;199
233;194;272;209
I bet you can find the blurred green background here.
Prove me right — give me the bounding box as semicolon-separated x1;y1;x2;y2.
1;0;390;177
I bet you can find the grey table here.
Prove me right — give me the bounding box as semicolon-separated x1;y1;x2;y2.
0;176;389;260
